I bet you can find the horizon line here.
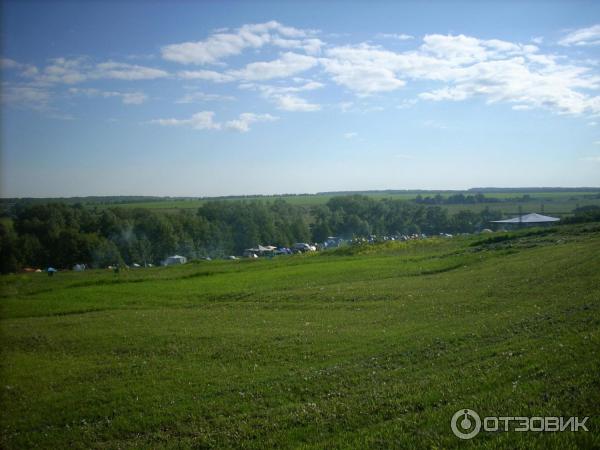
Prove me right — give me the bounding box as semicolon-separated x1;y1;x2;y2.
2;186;600;201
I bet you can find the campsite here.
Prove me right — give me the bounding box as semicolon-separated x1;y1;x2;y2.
3;190;599;273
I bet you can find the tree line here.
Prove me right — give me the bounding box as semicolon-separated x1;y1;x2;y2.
414;193;501;205
1;195;510;273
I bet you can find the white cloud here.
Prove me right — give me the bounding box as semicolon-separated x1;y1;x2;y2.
420;34;487;64
343;132;357;139
177;53;318;85
165;25;600;117
272;94;321;111
559;24;600;46
161;21;319;65
224;112;278;132
280;81;324;92
1;84;51;109
5;24;600;122
1;58;23;70
321;35;545;97
229;52;318;81
21;66;39;78
175;91;235;103
69;87;148;105
242;80;323;111
33;57;88;84
419;56;600;115
151;111;277;132
151;111;220;130
420;34;532;65
321;45;407;95
301;38;324;55
319;34;600;115
376;33;414;41
178;70;235;82
419;87;469;101
11;57;168;85
1;82;73;119
121;92;148;104
93;61;168;80
0;58;38;77
162;34;252;65
239;80;324;94
325;61;405;95
271;36;324;55
512;104;533;111
531;36;544;45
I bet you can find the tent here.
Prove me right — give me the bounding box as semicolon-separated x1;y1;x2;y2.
163;255;187;266
243;245;276;257
491;213;560;224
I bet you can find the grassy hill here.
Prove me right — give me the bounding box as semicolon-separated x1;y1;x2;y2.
1;224;599;448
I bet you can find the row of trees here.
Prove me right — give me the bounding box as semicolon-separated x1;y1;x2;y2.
310;195;502;241
414;193;501;204
412;193;568;205
562;205;600;224
1;196;504;273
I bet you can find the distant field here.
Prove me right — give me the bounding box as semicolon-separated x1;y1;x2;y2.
438;198;600;216
105;193;423;209
104;191;600;216
1;223;599;448
3;190;599;215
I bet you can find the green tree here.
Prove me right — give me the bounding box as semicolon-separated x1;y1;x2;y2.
0;223;20;273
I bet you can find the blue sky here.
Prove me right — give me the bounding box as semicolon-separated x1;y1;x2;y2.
1;1;600;197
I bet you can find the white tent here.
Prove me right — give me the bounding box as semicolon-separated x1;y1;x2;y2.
491;213;560;224
163;255;187;266
244;245;276;257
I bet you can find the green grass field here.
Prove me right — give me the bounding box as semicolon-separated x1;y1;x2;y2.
104;191;600;216
3;191;599;219
1;224;599;448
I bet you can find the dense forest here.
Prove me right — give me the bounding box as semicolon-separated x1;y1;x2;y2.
1;195;597;273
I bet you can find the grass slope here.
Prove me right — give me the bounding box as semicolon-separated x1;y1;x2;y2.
1;224;599;448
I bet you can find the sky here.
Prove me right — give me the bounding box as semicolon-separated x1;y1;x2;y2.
1;0;600;198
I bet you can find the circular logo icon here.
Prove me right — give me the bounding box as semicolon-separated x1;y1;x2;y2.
451;409;481;439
